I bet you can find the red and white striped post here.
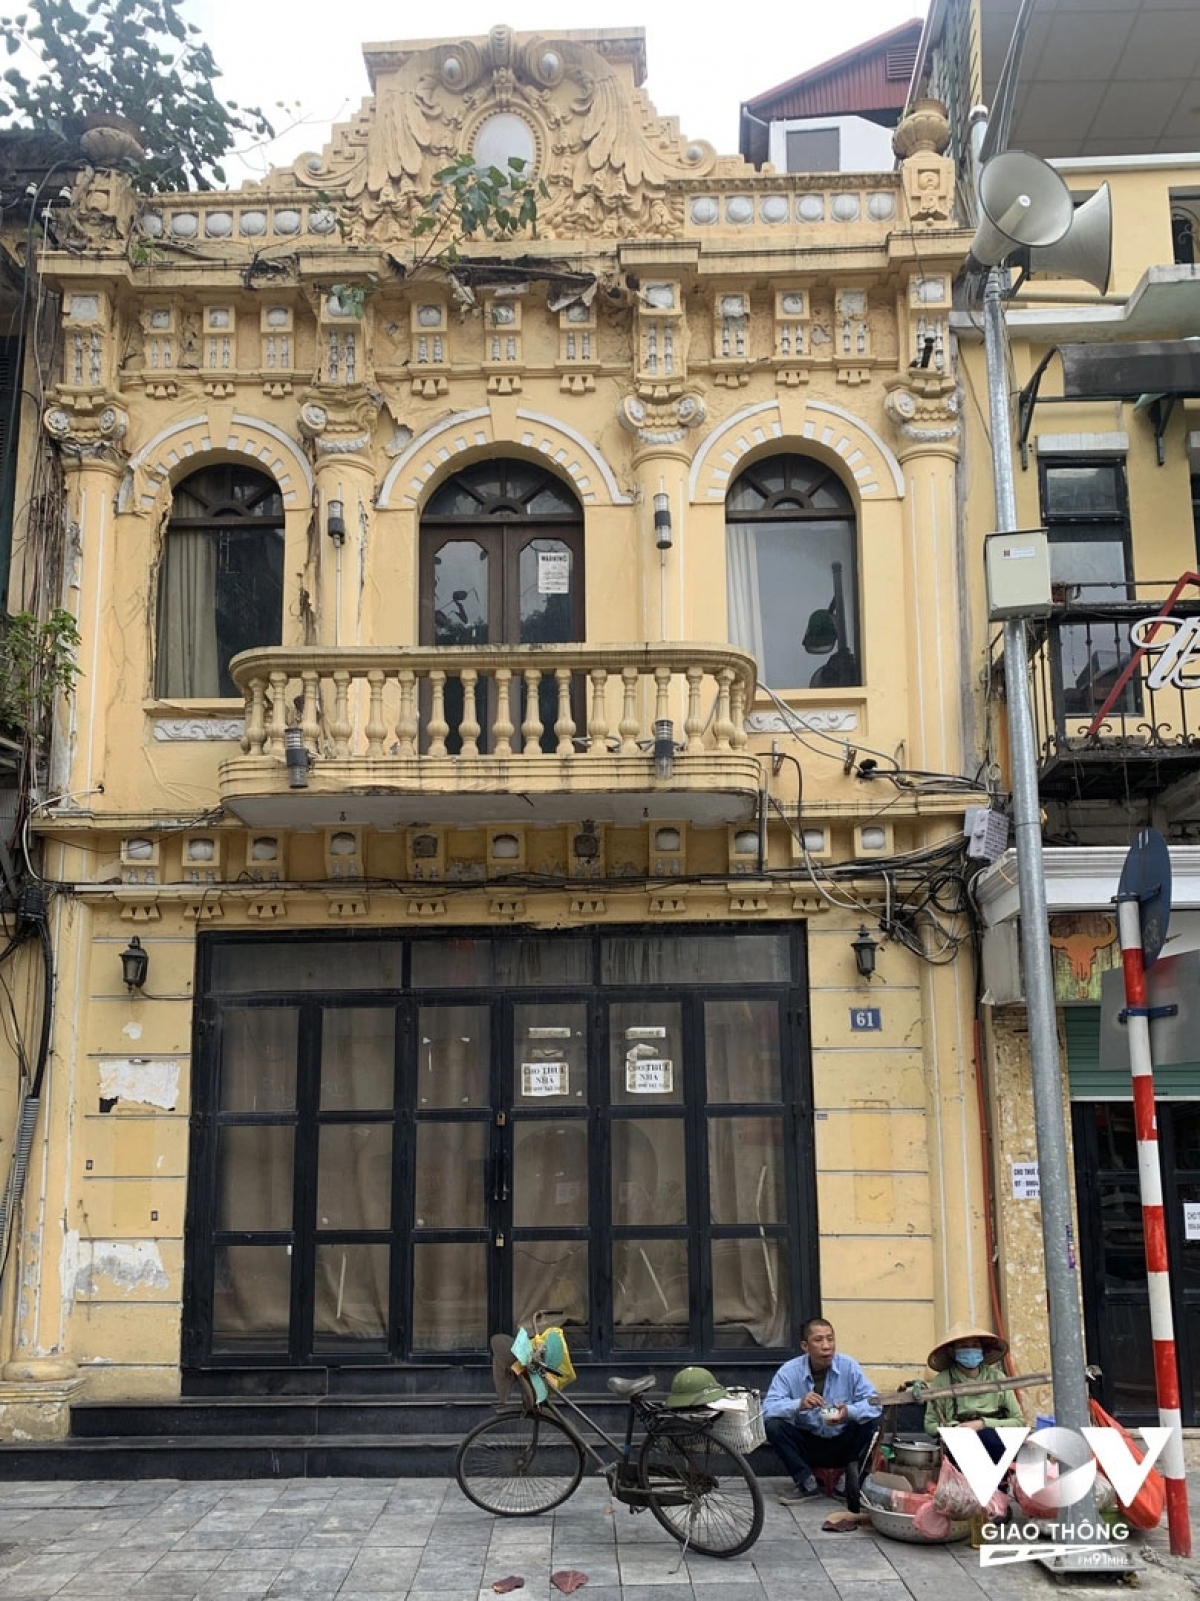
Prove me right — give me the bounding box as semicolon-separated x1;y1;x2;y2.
1115;892;1191;1556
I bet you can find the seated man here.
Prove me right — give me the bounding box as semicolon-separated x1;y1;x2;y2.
923;1322;1022;1465
763;1316;881;1503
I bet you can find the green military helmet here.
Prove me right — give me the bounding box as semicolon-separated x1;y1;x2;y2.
665;1365;728;1408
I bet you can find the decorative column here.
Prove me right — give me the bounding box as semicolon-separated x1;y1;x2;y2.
617;277;707;645
297;388;381;649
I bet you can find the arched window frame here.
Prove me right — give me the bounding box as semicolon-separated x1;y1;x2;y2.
725;454;861;691
154;463;285;700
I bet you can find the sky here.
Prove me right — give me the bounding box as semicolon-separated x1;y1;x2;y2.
188;0;928;186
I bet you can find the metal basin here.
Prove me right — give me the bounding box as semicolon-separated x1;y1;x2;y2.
867;1504;970;1544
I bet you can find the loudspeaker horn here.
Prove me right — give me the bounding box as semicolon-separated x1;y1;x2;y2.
1024;182;1112;294
968;149;1074;269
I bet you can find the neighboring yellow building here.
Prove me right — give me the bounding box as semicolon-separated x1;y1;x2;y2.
921;0;1200;1431
0;26;993;1456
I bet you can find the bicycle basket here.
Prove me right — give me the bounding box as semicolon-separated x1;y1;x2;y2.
707;1387;765;1453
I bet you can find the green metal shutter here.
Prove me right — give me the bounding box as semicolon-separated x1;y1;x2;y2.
1064;1004;1200;1098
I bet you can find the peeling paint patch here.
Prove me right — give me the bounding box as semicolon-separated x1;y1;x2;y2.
97;1059;179;1111
122;1021;143;1040
68;1237;169;1298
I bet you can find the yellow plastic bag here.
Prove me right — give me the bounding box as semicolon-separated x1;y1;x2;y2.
531;1326;577;1390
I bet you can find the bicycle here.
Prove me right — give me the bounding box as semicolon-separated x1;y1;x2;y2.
454;1314;764;1559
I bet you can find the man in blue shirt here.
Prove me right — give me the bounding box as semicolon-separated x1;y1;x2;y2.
763;1316;881;1503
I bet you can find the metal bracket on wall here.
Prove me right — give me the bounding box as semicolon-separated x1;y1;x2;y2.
1016;346;1060;470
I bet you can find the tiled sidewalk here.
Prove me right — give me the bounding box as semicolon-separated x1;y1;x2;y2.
0;1473;1196;1600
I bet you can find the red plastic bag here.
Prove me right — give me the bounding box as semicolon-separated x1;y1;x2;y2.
914;1498;952;1539
932;1457;979;1518
1087;1398;1165;1531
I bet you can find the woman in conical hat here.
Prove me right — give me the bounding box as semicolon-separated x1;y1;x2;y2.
924;1320;1022;1465
927;1321;1008;1373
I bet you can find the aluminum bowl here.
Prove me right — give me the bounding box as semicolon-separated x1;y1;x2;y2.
867;1504;970;1544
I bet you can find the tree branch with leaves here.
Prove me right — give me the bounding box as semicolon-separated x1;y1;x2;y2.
411;155;550;269
0;0;273;191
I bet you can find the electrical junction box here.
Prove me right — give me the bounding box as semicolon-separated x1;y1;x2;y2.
964;806;1010;862
985;528;1053;620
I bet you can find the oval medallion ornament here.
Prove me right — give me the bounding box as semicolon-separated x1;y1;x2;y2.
169;213;198;238
797;194;825;222
690;197;718;225
274;209;301;235
536;50;562;84
725;197;753;224
761;196;788;223
831;193;861;222
867;191;895;221
472;113;536;174
239;211;267;237
309;209;337;235
204;212;233;237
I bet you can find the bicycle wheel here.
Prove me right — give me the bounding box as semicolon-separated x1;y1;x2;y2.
455;1408;585;1516
639;1424;763;1558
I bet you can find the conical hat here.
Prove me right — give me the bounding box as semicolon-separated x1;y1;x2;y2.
927;1321;1008;1372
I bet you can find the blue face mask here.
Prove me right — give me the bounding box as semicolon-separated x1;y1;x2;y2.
954;1346;985;1369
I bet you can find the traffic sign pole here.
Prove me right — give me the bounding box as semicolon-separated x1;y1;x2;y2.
1115;887;1191;1555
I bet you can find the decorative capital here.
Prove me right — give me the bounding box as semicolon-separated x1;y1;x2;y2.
619;390;706;447
43;396;129;465
883;371;960;446
297;387;380;456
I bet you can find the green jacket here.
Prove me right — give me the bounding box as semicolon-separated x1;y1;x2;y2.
923;1361;1024;1434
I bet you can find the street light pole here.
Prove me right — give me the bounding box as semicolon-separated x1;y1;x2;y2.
981;265;1097;1532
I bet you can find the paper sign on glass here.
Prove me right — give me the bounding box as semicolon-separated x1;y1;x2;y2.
626;1055;673;1093
1184;1200;1200;1241
522;1061;568;1096
538;551;570;594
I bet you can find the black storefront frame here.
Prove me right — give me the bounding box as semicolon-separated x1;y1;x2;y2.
182;925;818;1372
1072;1099;1200;1427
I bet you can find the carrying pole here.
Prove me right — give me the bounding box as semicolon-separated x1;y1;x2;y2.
1114;894;1192;1555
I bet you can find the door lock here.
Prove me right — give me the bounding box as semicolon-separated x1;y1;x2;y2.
494;1232;505;1248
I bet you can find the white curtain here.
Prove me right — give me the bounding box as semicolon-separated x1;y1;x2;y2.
156;531;219;697
726;523;764;669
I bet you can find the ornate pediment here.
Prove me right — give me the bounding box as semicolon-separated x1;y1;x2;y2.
286;24;751;242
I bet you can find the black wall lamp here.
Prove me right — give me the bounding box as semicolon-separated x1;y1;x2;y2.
120;936;149;992
653;491;672;549
851;925;880;982
285;725;312;789
326;497;346;543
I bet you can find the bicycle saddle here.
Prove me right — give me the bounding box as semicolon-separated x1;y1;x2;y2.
606;1375;657;1398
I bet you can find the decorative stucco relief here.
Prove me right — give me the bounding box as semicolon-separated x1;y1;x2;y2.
289;25;747;240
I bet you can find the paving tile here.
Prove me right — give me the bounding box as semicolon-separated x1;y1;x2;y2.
340;1549;421;1588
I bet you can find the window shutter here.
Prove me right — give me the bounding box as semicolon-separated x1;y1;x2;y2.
1065;1003;1200;1098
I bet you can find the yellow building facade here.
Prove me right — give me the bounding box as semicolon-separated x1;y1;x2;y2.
0;27;994;1444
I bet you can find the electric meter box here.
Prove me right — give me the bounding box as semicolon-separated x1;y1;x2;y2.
985;528;1053;620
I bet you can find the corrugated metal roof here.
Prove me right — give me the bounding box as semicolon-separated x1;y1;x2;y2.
742;19;923;122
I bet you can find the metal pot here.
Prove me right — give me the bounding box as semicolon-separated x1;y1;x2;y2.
891;1437;941;1470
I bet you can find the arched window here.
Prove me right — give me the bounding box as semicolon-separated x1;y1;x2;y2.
725;454;860;690
420;460;584;752
420;459;584;648
155;465;284;698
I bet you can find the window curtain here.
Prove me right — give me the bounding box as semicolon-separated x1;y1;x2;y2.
156;531;219;697
726;523;765;669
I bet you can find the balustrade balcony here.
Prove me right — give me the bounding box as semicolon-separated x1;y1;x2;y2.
219;642;761;828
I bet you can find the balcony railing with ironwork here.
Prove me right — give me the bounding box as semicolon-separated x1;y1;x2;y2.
989;587;1200;802
218;642;762;827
